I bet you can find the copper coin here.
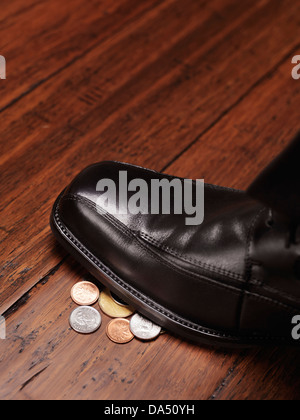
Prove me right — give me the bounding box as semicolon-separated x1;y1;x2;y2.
71;281;100;306
106;318;134;344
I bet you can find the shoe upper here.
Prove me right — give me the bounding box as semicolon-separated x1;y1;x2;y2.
57;161;300;342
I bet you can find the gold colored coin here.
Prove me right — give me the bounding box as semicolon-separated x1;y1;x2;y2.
71;281;100;306
106;318;134;344
110;291;130;307
99;288;135;318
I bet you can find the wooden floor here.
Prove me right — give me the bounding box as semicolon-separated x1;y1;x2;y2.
1;0;300;400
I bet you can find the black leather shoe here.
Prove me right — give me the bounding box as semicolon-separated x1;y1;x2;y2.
50;136;300;348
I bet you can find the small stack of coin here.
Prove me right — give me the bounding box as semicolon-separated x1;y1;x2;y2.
69;281;165;344
99;290;163;343
98;288;137;344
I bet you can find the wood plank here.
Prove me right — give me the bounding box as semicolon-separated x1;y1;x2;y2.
1;0;300;401
210;346;300;400
0;0;164;109
166;60;300;190
0;0;42;23
1;0;299;315
0;259;238;400
1;0;278;313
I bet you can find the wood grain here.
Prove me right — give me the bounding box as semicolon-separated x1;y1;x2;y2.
0;259;238;400
1;0;300;400
1;0;300;313
168;59;300;188
0;0;163;110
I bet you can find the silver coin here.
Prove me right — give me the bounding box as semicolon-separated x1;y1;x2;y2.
69;306;101;334
130;313;161;341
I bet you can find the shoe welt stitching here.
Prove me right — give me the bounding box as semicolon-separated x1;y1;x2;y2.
54;196;297;343
61;194;300;316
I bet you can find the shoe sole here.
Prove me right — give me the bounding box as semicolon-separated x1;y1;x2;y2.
50;192;289;349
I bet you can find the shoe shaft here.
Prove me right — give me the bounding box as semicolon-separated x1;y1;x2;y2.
248;132;300;223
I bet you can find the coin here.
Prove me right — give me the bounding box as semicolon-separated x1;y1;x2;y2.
71;281;100;306
69;306;102;334
130;313;161;341
110;291;130;307
99;288;135;318
106;318;134;344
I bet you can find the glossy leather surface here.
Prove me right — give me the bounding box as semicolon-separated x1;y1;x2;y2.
54;161;300;344
248;132;300;222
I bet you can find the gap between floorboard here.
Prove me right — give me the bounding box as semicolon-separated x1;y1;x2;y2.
161;41;300;174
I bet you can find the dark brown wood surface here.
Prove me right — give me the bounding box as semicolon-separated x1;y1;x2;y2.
0;0;300;400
